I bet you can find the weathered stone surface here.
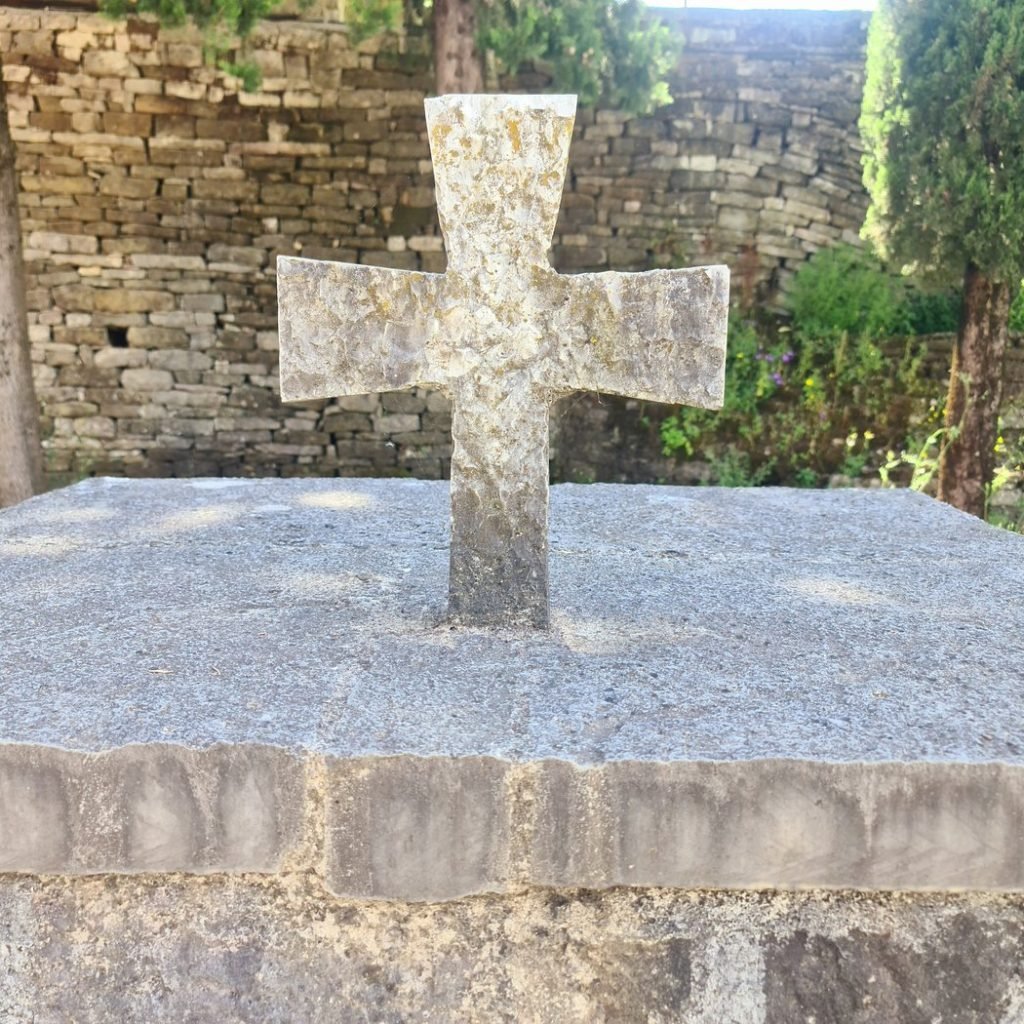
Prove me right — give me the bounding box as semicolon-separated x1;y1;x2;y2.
764;912;1024;1022
1;878;1023;1023
0;744;308;875
1;479;1023;899
278;95;729;626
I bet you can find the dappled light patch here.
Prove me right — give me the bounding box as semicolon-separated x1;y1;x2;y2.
187;480;255;491
151;505;242;536
281;571;370;598
0;535;80;557
549;610;713;656
297;490;373;511
784;577;887;606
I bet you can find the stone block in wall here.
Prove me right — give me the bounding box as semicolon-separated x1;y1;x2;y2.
26;231;98;255
374;413;421;435
322;413;372;435
80;49;137;77
50;400;99;418
122;368;175;391
421;412;452;434
552;246;608;270
95;290;176;314
724;175;777;198
361;252;419;270
73;416;118;439
381;391;427;414
150;351;214;373
91;346;149;370
668;169;724;191
717;207;760;233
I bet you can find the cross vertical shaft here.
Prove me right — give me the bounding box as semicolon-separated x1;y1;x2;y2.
448;377;550;626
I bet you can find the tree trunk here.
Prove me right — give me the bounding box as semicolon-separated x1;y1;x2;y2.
937;264;1011;519
433;0;484;95
0;72;43;508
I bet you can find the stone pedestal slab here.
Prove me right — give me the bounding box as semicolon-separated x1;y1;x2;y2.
2;478;1024;899
2;479;1023;1020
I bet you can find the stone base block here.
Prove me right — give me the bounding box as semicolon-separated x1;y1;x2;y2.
2;877;1023;1023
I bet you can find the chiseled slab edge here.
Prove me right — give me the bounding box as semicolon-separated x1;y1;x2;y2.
325;756;1024;900
2;745;1022;898
0;743;313;875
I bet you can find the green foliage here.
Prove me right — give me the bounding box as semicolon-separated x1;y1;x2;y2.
101;0;278;37
347;0;678;114
346;0;404;44
705;449;773;488
993;509;1024;533
902;289;961;334
478;0;677;114
663;242;1024;497
876;279;1024;334
218;58;262;91
99;0;310;88
882;414;1023;516
1010;282;1024;331
861;0;1024;287
661;246;931;487
660;314;785;460
987;425;1023;517
896;280;1024;334
879;425;959;492
786;244;911;342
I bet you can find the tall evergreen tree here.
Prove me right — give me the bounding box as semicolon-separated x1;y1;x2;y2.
861;0;1024;518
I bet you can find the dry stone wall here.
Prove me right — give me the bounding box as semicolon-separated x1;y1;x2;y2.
1;6;873;483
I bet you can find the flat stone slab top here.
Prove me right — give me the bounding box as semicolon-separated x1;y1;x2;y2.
1;478;1023;898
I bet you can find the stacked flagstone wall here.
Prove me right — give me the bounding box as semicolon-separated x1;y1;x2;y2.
0;5;944;484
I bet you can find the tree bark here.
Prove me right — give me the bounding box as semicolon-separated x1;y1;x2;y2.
433;0;484;95
937;264;1011;519
0;72;43;508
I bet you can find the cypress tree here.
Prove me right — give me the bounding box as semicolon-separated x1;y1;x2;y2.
861;0;1024;517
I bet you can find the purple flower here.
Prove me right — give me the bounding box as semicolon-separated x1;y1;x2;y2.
754;351;765;361
782;351;794;364
765;354;775;363
771;372;784;386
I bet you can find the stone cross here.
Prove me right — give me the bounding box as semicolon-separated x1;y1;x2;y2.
277;94;729;628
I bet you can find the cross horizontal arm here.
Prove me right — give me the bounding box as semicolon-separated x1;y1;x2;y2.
277;257;444;402
552;266;729;408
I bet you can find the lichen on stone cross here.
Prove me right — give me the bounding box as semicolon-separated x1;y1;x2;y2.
277;94;729;628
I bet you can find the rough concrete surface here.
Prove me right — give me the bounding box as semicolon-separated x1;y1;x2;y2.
277;95;728;625
2;478;1023;898
1;876;1023;1024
